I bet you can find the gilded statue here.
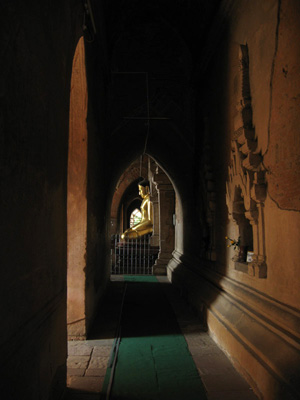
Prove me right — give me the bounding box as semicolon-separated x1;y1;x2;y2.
121;179;153;239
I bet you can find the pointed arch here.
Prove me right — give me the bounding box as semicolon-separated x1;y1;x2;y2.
67;36;89;338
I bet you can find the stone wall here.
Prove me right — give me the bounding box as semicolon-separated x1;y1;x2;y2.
67;37;88;339
168;1;300;399
0;1;82;399
67;28;110;339
204;0;300;314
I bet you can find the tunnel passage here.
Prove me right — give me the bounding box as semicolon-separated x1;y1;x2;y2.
66;275;257;400
2;2;300;400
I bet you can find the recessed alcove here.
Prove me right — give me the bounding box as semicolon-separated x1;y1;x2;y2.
225;44;267;279
234;261;248;273
232;187;253;264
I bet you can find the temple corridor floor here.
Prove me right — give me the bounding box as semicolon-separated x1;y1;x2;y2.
66;275;257;400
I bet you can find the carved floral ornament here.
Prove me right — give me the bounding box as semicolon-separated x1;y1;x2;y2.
226;44;267;278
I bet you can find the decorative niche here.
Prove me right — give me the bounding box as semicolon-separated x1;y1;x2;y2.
226;44;267;278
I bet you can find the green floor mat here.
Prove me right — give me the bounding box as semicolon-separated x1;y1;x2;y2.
102;275;207;400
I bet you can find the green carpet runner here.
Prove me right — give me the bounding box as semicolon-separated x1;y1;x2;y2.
101;276;207;400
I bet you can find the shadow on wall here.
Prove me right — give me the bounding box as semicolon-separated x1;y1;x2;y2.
166;13;300;400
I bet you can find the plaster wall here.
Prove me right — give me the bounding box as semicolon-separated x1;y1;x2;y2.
76;10;112;336
169;1;300;398
67;37;88;338
206;0;300;309
209;0;300;396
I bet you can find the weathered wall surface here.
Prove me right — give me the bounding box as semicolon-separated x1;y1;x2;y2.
0;1;82;399
264;0;300;211
67;37;89;339
205;0;300;310
168;1;300;399
67;32;110;340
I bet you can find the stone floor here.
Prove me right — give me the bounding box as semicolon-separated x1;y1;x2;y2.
67;339;112;398
66;275;258;400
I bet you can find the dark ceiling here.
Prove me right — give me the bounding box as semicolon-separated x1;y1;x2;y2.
90;0;222;182
104;0;221;65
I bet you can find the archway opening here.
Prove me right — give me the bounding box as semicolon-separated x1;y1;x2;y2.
110;154;176;276
129;208;142;228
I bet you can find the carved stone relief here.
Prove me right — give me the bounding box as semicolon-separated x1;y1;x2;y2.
226;45;267;278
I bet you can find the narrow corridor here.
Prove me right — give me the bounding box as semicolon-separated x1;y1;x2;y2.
66;276;257;400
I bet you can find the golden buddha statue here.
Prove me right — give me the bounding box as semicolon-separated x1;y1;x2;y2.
121;179;153;239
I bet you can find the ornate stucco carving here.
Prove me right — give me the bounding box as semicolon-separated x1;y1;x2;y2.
226;44;267;278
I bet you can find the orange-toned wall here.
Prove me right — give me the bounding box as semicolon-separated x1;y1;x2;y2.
67;34;111;339
67;37;89;338
207;0;300;310
205;0;300;396
169;1;300;398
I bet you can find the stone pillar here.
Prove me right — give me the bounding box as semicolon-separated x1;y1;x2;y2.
148;158;159;247
67;37;88;339
152;167;175;275
150;186;160;247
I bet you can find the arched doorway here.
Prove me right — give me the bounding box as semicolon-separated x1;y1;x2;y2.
110;155;176;276
129;207;142;228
